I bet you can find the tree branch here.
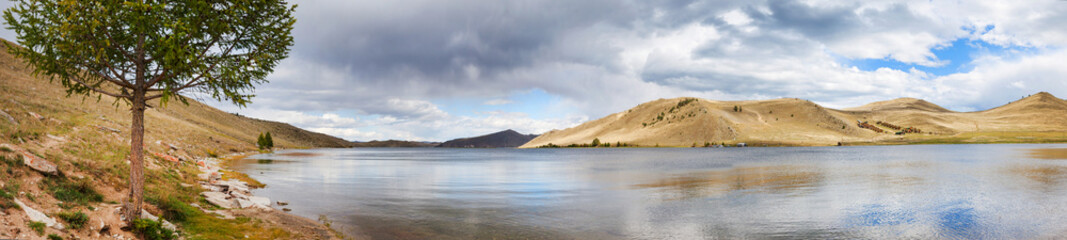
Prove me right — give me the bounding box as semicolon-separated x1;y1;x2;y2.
69;75;132;99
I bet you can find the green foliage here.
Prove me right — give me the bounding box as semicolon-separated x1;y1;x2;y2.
57;211;89;229
0;146;11;152
132;218;176;240
48;234;63;240
154;196;198;223
29;221;45;235
704;141;711;147
43;177;103;206
0;182;18;210
592;138;601;147
265;132;274;149
733;106;738;112
4;0;297;107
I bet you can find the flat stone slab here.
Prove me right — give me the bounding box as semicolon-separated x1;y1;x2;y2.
201;191;236;209
14;198;64;230
0;143;58;175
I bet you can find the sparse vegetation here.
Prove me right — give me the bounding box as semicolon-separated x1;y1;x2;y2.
57;211;89;229
132;218;177;240
29;221;45;235
43;176;103;206
47;234;63;240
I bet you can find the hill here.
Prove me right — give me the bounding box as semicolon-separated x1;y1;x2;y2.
436;129;538;148
351;140;438;147
0;39;344;239
521;94;1067;148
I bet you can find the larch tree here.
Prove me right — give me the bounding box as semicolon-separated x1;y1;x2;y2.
3;0;296;221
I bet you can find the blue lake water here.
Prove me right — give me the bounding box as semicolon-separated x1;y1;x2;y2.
236;144;1067;239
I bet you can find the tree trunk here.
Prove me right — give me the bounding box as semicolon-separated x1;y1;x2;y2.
124;92;146;222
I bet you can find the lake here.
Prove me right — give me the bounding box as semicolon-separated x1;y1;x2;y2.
235;144;1067;239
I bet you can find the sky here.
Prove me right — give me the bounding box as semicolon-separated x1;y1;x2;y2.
3;0;1067;142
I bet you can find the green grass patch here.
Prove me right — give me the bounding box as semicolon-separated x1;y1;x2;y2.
47;234;63;240
43;176;103;206
132;218;177;240
56;211;89;229
0;181;20;210
29;221;45;235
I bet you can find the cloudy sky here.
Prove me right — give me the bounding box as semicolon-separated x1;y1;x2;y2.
4;0;1067;142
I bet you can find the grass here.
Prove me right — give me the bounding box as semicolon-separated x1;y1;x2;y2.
47;234;63;240
29;221;45;235
57;211;89;229
43;176;103;206
132;218;177;240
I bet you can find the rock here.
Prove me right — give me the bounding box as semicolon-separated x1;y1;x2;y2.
95;125;121;133
248;196;271;209
235;198;254;209
140;210;176;232
13;198;64;230
276;201;289;206
218;180;249;193
0;143;58;175
201;192;236;209
282;208;292;212
27;111;43;120
179;183;194;188
0;109;15;125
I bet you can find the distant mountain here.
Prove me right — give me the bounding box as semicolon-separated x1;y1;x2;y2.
436;129;539;148
350;140;439;147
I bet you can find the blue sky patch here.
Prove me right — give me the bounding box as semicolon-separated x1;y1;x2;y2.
848;37;1031;76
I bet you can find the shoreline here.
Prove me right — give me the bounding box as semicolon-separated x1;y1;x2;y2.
201;151;346;240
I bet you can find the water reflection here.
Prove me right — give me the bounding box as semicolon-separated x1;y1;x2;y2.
632;165;823;200
1025;148;1067;159
233;144;1067;239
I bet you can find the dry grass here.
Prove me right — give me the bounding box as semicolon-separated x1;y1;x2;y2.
523;94;1067;148
0;38;344;239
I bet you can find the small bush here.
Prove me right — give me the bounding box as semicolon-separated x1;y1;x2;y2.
206;149;219;158
0;146;11;152
156;196;198;223
44;177;103;206
29;221;45;235
0;183;20;210
57;211;89;229
132;218;176;240
48;234;63;240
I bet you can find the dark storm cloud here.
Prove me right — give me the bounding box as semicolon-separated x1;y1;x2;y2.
291;0;640;82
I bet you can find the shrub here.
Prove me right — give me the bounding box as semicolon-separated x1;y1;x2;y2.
57;211;89;229
29;221;45;235
48;234;63;240
206;148;219;158
155;196;198;223
591;138;601;147
132;218;176;240
44;177;103;206
0;146;11;152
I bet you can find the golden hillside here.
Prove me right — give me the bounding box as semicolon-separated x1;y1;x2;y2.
521;93;1067;148
0;41;352;156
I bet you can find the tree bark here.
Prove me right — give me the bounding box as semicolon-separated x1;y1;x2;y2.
124;91;146;222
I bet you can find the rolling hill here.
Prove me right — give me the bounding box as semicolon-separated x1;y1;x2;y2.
521;93;1067;148
436;129;538;148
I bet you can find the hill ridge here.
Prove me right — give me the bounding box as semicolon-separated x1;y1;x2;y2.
521;93;1067;148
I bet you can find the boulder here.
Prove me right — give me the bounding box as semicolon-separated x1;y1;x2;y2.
14;198;64;230
201;192;237;209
